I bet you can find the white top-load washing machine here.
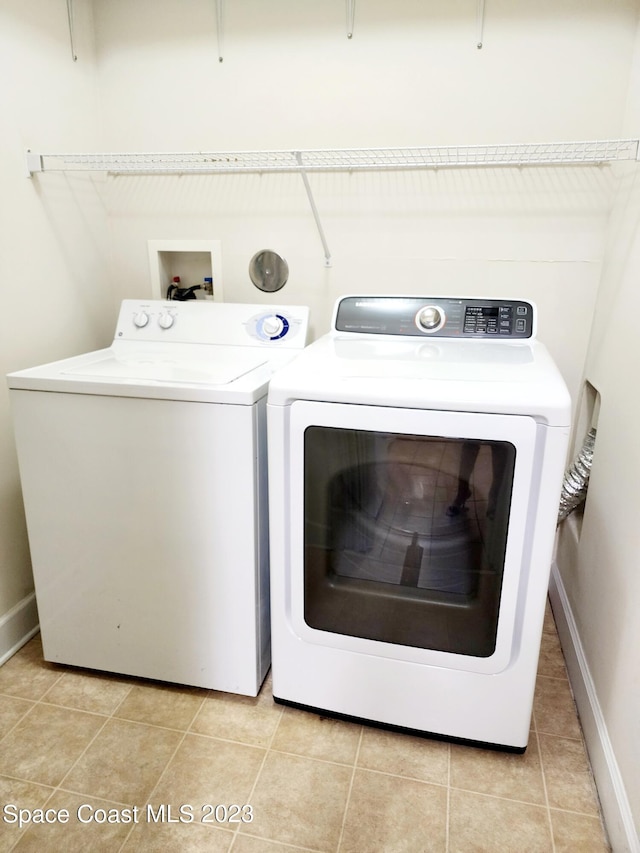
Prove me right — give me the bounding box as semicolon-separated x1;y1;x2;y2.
267;295;570;750
8;299;309;696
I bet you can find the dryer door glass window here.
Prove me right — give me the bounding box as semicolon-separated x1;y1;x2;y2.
303;427;516;657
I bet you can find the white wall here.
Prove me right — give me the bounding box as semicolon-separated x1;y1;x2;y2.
0;0;112;657
2;1;639;845
91;0;636;400
554;16;640;849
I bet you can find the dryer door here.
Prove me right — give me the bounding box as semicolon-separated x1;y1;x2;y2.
287;400;539;674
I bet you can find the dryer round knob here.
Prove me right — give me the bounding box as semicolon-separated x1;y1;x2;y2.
133;311;150;329
262;315;284;338
158;312;175;330
416;305;445;332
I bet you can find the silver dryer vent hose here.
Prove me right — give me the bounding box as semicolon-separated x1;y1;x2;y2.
557;427;597;524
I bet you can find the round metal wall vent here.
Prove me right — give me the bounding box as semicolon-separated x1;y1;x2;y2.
249;250;289;293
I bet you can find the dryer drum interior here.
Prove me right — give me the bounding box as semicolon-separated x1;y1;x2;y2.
303;427;516;657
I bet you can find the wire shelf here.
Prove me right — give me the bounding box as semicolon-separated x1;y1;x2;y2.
24;137;640;268
27;138;640;176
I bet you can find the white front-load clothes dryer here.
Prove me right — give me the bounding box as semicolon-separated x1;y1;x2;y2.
8;299;309;696
267;295;570;749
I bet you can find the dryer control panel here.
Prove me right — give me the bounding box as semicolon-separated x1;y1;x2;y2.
334;296;535;339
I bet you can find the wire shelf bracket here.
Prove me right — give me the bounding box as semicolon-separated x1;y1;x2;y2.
215;0;224;62
66;0;78;61
346;0;356;39
476;0;485;49
295;152;332;266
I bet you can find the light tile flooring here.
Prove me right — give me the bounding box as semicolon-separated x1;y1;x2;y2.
0;604;609;852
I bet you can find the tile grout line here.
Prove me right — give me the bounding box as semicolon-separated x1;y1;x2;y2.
0;658;68;747
259;747;451;790
118;752;184;852
48;678;138;832
226;692;285;852
533;704;557;853
0;695;39;749
113;689;213;852
5;676;133;853
334;724;364;853
11;674;227;851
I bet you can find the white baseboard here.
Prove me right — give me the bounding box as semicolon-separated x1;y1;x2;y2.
0;592;39;666
549;564;639;853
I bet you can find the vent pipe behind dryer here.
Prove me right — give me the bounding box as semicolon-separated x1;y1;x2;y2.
557;428;597;524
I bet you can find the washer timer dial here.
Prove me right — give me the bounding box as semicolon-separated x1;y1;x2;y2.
256;313;290;341
262;315;285;337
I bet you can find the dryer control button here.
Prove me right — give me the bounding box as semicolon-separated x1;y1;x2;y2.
133;311;150;329
416;305;445;333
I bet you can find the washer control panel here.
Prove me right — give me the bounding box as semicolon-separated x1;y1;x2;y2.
334;296;535;339
115;300;309;348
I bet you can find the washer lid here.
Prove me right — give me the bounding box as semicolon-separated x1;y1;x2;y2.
62;346;268;386
7;343;278;404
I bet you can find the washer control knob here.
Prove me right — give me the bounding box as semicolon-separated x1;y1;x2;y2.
262;315;285;338
133;311;150;329
158;311;175;330
416;305;444;332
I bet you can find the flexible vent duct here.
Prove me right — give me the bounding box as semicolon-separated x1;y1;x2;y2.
557;428;597;523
